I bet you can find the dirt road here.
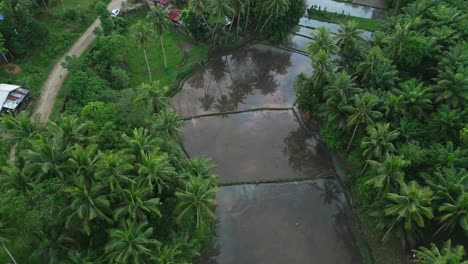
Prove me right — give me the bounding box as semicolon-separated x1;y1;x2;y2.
34;0;122;123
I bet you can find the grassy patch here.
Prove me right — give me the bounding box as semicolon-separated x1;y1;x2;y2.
0;1;97;96
124;12;209;88
307;8;383;31
350;186;408;264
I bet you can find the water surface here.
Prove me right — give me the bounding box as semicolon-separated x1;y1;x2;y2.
306;0;387;19
173;44;312;118
201;181;363;264
182;111;333;183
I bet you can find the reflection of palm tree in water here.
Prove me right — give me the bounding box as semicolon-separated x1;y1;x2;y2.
316;180;342;205
187;68;207;90
199;92;216;111
197;46;295;111
283;127;331;177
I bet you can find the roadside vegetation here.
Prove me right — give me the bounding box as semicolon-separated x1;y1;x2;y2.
0;0;100;96
294;0;467;262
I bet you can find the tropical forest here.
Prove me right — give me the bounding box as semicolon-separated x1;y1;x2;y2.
0;0;466;263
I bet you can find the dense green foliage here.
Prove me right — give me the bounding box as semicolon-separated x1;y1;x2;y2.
295;0;468;256
0;107;217;262
182;0;305;45
0;3;218;263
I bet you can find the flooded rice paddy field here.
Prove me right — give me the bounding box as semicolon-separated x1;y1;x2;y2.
182;111;334;184
306;0;388;19
173;44;312;118
172;43;367;263
200;181;363;264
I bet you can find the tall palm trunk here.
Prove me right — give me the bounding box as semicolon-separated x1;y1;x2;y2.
2;53;8;63
236;12;241;36
160;35;167;71
210;22;219;45
347;123;359;151
228;13;236;32
196;207;200;229
1;243;17;264
255;6;265;31
143;48;153;83
260;13;272;32
41;0;49;9
201;15;211;29
244;3;250;32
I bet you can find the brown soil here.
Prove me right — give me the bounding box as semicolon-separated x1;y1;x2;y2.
179;41;192;52
2;63;22;75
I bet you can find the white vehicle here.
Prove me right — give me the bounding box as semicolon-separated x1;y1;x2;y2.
111;9;120;17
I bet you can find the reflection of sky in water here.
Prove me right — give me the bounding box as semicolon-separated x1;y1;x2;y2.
306;0;387;19
200;180;363;264
182;111;334;183
172;44;312;118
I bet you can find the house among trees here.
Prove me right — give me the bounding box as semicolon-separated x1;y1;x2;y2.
167;9;181;23
0;84;29;113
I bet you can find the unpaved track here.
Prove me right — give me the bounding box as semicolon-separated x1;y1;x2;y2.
34;0;122;123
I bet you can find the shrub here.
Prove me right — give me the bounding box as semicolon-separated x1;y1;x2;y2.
319;122;347;150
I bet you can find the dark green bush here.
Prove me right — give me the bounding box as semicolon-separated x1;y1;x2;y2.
319;122;347;150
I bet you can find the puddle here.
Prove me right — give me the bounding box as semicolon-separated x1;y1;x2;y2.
200;180;363;264
172;44;312;118
306;0;388;19
181;111;333;183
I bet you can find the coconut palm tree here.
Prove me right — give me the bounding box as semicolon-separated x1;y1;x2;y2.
137;150;176;194
366;155;409;195
122;128;158;162
243;0;251;32
183;158;217;181
134;81;171;114
438;190;468;236
63;177;113;236
423;167;468;235
412;240;468;264
0;220;17;264
0;161;34;192
341;93;383;151
47;116;90;146
33;225;74;264
0;111;40;153
114;185;162;221
384;181;433;231
429;105;464;142
147;6;171;71
335;20;364;57
229;0;245;35
64;144;98;183
259;0;289;32
152;109;182;141
361;123;400;162
306;27;337;55
310;50;335;96
22;136;68;181
189;0;210;27
207;0;234;44
104;220;160;264
323;71;362;105
175;177;217;230
95;151;135;193
432;65;468;108
354;46;385;82
390;79;432;118
133;21;154;82
386;21;414;60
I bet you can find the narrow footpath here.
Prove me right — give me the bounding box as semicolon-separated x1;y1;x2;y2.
34;0;121;123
